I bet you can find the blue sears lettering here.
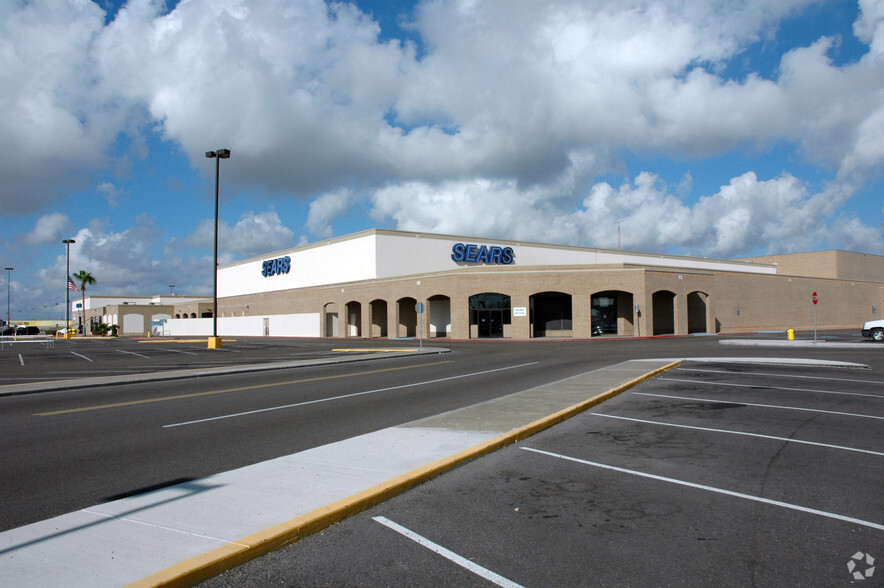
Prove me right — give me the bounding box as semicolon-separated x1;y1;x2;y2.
261;255;292;277
450;243;514;265
451;242;466;262
464;244;479;262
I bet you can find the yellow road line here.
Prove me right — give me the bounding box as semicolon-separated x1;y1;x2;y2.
138;339;237;344
34;360;452;417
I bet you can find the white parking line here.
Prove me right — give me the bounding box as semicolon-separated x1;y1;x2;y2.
678;367;884;386
164;349;199;356
589;413;884;457
373;516;524;588
659;377;884;399
18;354;24;366
635;392;884;420
522;447;884;532
71;352;93;363
164;362;538;428
116;349;150;359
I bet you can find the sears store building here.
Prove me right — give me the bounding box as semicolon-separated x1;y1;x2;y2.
163;229;884;339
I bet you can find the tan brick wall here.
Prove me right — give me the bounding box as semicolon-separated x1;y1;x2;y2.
215;262;883;338
738;250;884;282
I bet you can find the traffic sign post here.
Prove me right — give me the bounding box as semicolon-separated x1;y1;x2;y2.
811;291;818;341
415;302;424;350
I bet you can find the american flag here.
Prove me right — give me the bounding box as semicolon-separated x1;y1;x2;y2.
67;277;79;293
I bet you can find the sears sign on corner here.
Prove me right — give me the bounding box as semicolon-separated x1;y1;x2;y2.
262;255;291;277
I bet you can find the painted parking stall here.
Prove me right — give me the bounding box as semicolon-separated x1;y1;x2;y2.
520;361;884;585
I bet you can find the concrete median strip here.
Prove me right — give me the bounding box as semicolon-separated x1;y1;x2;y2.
127;359;678;588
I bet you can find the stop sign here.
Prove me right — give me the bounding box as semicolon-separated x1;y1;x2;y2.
812;291;819;305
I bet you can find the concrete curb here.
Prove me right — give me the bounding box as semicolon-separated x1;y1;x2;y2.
128;361;681;587
719;339;881;349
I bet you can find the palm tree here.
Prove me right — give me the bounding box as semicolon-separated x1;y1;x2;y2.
72;270;96;335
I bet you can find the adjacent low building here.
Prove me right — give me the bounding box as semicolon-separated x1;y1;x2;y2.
73;295;210;336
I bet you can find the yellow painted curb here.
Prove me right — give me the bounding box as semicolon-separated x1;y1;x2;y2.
332;348;418;353
128;360;680;588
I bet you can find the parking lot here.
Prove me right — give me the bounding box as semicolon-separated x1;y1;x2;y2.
0;337;397;387
205;357;883;586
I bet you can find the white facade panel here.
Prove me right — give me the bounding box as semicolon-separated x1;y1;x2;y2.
218;234;378;298
163;314;320;337
217;229;777;301
375;233;465;277
375;232;776;277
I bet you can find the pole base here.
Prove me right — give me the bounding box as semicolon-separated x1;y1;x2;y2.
207;336;223;349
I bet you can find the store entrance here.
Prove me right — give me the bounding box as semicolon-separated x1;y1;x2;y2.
476;309;504;338
469;293;511;338
591;295;618;335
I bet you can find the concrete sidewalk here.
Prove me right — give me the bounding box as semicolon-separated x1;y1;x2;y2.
0;358;677;587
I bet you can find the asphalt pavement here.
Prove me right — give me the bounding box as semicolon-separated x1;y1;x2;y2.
0;333;879;587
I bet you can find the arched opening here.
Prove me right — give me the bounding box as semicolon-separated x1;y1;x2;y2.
369;299;388;338
345;301;362;337
652;290;676;335
323;302;339;337
591;291;635;336
428;295;451;338
190;312;197;318
469;293;510;338
530;292;572;337
397;297;417;338
687;291;708;334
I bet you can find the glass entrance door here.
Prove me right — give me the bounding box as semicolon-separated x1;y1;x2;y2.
591;295;618;335
477;309;504;338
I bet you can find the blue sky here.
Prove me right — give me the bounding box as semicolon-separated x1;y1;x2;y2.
1;0;883;320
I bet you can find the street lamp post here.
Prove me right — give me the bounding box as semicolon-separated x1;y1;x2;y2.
63;239;75;337
205;148;230;349
4;267;12;329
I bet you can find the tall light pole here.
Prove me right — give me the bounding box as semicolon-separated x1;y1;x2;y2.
63;239;75;337
4;267;12;328
205;148;230;349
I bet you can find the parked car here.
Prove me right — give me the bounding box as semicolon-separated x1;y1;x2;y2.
861;319;884;342
0;326;39;335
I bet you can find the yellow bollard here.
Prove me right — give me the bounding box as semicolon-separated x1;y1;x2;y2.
787;328;794;341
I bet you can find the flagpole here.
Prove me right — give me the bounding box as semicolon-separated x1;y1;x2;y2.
63;239;75;336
